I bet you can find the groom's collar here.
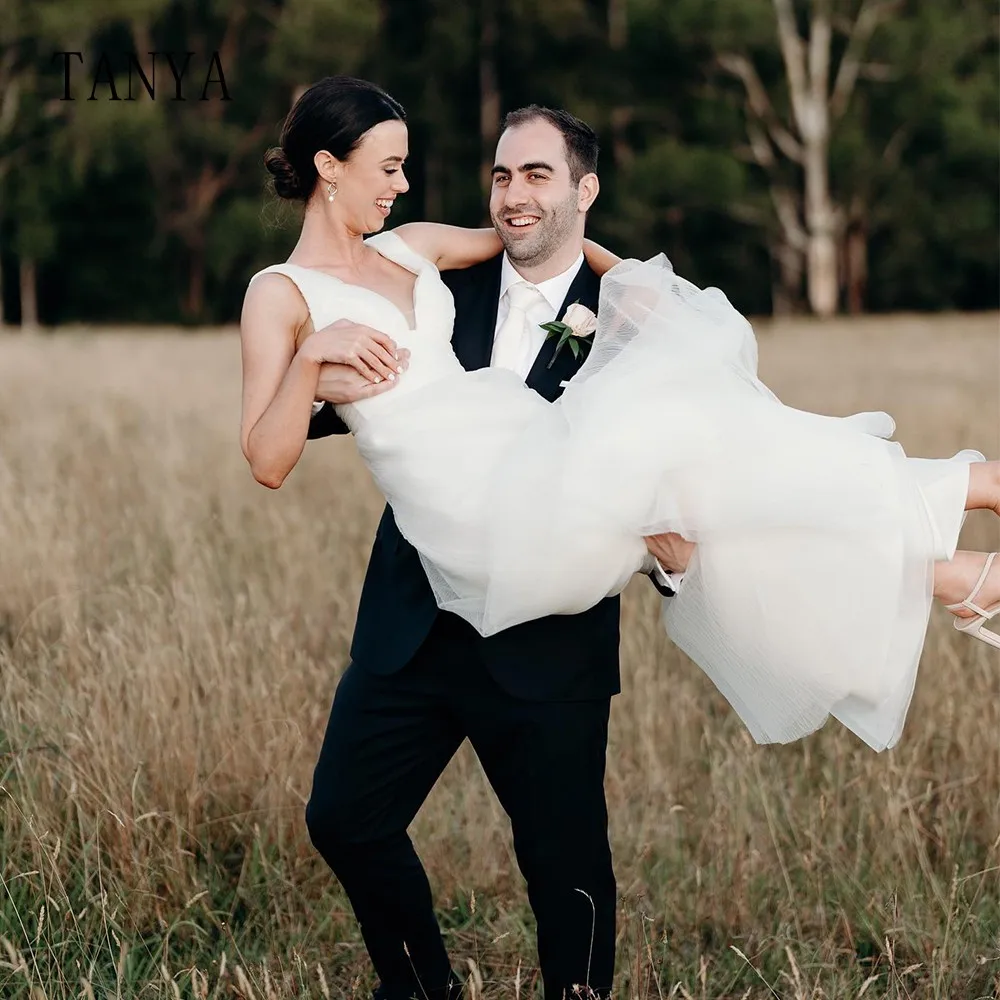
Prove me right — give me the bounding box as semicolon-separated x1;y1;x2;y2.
499;250;585;316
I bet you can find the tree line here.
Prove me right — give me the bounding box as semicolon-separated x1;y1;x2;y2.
0;0;996;327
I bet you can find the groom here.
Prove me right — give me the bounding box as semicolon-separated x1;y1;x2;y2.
305;106;690;999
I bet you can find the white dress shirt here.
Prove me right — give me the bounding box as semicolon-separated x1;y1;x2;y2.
490;251;585;379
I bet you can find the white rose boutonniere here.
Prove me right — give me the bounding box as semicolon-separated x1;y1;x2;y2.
540;302;598;369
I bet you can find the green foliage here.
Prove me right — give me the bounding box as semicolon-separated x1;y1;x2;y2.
265;0;381;81
630;138;748;209
0;0;995;324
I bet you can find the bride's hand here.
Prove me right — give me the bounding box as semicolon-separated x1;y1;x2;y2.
314;352;411;405
299;319;404;384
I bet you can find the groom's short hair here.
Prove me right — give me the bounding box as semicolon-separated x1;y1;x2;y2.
502;105;599;184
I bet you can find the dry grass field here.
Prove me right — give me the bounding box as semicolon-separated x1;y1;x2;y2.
1;314;998;999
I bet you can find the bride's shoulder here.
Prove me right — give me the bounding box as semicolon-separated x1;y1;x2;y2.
246;265;300;300
239;269;312;350
365;228;437;273
245;264;311;304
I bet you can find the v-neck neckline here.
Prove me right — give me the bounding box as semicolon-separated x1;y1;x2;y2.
284;251;422;333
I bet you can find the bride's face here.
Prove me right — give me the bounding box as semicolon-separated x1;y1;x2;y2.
489;119;590;265
323;119;410;234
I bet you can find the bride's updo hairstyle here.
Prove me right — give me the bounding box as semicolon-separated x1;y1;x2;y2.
264;77;406;202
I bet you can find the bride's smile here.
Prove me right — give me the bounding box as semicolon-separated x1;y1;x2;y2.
317;118;410;238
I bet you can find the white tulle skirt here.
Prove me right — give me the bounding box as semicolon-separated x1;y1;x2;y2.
353;256;981;751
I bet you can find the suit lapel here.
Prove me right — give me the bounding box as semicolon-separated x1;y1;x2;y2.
525;261;602;401
450;253;602;402
451;254;503;372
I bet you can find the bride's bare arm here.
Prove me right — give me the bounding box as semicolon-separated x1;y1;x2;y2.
391;223;503;270
240;276;401;488
387;224;623;277
583;238;622;277
240;275;323;488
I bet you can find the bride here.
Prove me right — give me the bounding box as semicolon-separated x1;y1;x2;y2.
240;77;999;753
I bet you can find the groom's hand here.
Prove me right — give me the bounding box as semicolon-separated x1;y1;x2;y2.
314;351;410;405
643;531;695;574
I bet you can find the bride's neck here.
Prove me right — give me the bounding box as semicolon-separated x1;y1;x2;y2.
289;203;368;270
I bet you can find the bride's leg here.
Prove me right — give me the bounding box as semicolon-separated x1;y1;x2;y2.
965;460;1000;515
934;551;1000;618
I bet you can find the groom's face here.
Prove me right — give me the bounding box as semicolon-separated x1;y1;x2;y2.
489;120;586;267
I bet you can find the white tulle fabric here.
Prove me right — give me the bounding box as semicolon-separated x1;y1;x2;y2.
251;231;981;751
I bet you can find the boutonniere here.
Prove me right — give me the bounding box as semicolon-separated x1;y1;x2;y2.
540;302;598;369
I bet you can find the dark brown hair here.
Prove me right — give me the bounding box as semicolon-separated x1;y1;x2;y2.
502;105;599;183
264;77;406;201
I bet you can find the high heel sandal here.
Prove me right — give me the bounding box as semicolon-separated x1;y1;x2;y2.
946;552;1000;649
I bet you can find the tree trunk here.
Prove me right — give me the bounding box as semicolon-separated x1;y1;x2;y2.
727;0;893;317
608;0;627;48
843;207;868;314
771;237;803;316
19;256;38;330
803;142;839;317
0;184;4;327
802;1;839;318
424;55;445;221
425;144;443;221
478;0;499;205
844;224;868;316
608;0;633;170
770;0;841;317
185;242;205;321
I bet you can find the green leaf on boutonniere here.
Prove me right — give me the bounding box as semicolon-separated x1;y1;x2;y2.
541;320;591;369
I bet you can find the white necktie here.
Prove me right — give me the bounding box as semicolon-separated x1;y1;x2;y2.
492;280;544;375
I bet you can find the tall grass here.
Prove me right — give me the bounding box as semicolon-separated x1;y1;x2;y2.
1;315;998;999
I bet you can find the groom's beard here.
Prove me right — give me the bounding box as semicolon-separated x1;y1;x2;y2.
492;190;579;268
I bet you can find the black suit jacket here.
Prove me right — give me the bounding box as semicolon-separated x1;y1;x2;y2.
308;252;623;701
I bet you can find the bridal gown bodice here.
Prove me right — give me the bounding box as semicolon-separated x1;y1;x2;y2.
250;231;982;753
255;234;467;423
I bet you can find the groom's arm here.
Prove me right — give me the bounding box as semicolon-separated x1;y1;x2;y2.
643;532;695;597
308;401;349;439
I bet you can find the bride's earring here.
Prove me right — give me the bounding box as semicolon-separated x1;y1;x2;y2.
327;183;337;204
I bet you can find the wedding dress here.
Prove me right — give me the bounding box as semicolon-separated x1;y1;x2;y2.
250;230;983;752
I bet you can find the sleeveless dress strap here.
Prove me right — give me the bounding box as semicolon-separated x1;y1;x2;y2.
247;230;431;331
365;230;434;275
248;263;332;327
